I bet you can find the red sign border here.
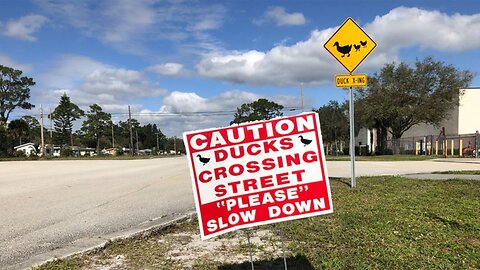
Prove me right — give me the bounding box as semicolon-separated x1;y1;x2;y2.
183;112;333;239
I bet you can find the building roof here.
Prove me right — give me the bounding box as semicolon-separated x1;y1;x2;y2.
14;143;35;149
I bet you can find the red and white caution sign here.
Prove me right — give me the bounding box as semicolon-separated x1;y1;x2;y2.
183;112;333;239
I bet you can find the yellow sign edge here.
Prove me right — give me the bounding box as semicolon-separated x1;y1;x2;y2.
323;17;377;74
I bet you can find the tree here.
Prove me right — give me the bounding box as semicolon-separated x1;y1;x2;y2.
21;116;41;144
357;57;473;153
231;98;284;124
164;136;184;154
80;104;112;154
0;65;35;127
8;119;29;145
118;118;140;152
139;123;165;150
314;100;349;154
0;125;8;156
51;93;84;147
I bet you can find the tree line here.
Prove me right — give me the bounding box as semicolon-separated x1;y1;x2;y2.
231;57;472;155
0;65;183;157
1;56;472;156
317;57;472;154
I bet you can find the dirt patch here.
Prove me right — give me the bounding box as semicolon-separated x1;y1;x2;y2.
163;229;284;267
73;219;288;270
89;255;126;270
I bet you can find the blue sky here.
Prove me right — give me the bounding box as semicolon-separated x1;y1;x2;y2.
1;0;479;136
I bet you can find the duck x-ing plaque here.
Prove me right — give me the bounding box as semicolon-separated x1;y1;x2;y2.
324;17;376;73
183;112;333;240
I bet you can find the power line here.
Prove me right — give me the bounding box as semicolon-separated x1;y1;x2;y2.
10;106;302;119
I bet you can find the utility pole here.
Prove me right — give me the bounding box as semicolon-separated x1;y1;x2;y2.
128;105;134;156
156;133;159;155
111;123;115;148
40;105;46;157
173;136;177;155
49;109;53;141
136;130;139;154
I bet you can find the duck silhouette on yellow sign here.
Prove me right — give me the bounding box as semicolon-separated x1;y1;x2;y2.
324;18;376;73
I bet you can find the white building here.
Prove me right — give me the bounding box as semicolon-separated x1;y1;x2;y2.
356;88;480;155
38;145;61;157
14;143;37;157
402;88;480;137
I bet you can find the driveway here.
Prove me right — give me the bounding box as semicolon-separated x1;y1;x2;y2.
1;157;479;269
327;158;480;178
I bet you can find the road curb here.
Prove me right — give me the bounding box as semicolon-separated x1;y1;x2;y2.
399;173;480;181
432;158;480;164
28;211;197;270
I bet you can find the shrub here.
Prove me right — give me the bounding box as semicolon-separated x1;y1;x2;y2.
14;150;26;158
61;148;73;157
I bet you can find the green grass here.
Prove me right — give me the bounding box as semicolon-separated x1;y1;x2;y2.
326;155;436;161
31;257;88;270
433;170;480;175
33;176;480;270
275;177;480;269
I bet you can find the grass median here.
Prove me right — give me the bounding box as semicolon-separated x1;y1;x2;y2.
34;176;480;270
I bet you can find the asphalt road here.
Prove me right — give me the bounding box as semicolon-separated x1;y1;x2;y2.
1;157;480;269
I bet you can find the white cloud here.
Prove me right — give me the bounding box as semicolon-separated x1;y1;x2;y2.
367;6;480;52
197;30;342;86
34;54;302;136
40;55;111;89
199;7;480;86
254;6;306;26
159;90;258;114
102;0;156;43
36;55;167;112
81;69;167;98
190;6;225;31
135;90;300;136
35;0;226;54
3;14;48;41
0;53;32;72
147;63;185;76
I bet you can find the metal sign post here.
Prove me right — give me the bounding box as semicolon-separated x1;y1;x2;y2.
349;85;356;188
246;230;255;270
280;229;288;270
324;17;376;188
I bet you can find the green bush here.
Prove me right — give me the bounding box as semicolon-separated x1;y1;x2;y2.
61;148;73;157
14;150;26;158
375;148;393;155
27;154;39;160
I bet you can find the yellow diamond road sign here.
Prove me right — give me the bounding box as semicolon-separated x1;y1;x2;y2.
324;17;376;73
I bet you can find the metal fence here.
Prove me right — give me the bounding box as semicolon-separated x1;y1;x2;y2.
386;131;480;157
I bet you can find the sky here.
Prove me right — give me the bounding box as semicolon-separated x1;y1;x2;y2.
1;0;479;137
